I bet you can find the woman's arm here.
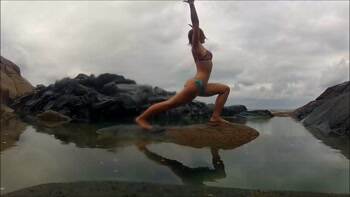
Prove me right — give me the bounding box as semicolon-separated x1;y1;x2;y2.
185;0;200;49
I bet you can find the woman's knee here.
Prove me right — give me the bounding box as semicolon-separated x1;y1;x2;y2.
224;85;230;94
219;85;230;95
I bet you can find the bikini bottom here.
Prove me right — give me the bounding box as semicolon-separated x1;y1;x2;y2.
194;79;206;96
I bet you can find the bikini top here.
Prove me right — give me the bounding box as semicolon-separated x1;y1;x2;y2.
192;49;213;62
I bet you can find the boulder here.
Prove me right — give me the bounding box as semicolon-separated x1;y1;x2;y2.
221;105;247;116
0;56;34;102
293;81;350;136
0;103;16;121
237;110;274;119
0;56;34;122
36;110;72;127
11;73;211;123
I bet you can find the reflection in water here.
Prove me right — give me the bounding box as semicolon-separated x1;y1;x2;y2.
138;142;226;185
131;123;260;186
96;123;259;150
0;117;27;151
305;127;349;159
29;121;260;152
1;117;349;194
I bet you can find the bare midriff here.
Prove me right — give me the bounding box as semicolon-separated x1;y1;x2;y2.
192;60;212;86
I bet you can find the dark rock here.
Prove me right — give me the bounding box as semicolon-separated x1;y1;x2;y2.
237;110;274;119
95;73;136;89
12;73;209;123
303;92;349;136
293;100;322;120
36;110;72;127
101;81;119;96
294;81;350;136
221;105;247;116
316;81;350;101
74;73;96;87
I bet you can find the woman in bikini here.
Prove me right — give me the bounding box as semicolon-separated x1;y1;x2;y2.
135;0;231;131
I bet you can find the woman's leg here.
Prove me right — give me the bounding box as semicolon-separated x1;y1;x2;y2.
201;83;231;123
135;81;198;130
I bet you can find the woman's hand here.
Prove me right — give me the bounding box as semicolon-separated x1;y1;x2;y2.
183;0;195;4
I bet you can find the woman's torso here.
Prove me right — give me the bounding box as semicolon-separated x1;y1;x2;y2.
191;45;213;86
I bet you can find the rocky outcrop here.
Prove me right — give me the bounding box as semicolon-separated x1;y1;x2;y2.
1;56;34;121
236;110;274;119
293;81;350;136
11;73;212;123
0;56;34;103
36;110;72;127
97;122;259;150
221;105;247;116
219;105;273;120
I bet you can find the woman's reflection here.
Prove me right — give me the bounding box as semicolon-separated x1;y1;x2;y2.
137;141;226;186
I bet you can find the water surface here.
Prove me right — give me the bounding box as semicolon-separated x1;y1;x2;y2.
1;117;349;195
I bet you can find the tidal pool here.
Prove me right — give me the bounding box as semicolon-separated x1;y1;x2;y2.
1;117;349;195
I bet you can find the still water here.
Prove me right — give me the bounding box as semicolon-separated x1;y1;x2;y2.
1;117;349;195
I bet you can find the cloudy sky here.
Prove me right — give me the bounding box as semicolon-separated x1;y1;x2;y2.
1;1;349;109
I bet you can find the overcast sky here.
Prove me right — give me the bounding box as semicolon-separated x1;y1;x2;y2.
1;1;349;109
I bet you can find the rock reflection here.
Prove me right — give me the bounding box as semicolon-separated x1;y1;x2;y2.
32;121;259;153
166;123;259;149
0;117;27;151
32;123;135;150
306;127;349;159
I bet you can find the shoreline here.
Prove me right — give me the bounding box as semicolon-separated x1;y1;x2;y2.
3;181;349;197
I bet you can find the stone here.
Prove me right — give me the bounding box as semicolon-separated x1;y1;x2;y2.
36;110;72;127
221;105;247;116
96;122;259;150
294;81;350;136
11;73;207;123
0;56;34;102
237;110;274;119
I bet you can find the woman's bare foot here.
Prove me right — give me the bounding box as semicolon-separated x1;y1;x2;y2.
135;116;152;130
209;116;232;125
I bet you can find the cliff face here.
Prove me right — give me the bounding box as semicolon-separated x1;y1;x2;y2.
293;81;350;136
0;56;34;104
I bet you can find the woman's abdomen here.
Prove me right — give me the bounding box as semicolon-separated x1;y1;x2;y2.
194;61;212;85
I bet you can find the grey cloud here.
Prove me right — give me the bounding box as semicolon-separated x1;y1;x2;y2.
320;58;350;89
1;1;349;109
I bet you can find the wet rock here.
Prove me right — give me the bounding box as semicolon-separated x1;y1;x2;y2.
97;122;259;150
0;56;34;101
0;104;16;121
0;56;34;120
37;110;71;122
11;73;211;123
18;110;73;128
221;105;247;116
237;110;274;119
303;92;349;136
294;81;350;136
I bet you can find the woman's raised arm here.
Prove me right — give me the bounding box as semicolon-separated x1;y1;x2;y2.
185;0;200;49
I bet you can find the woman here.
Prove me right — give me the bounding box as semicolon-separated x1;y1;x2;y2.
135;0;231;131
